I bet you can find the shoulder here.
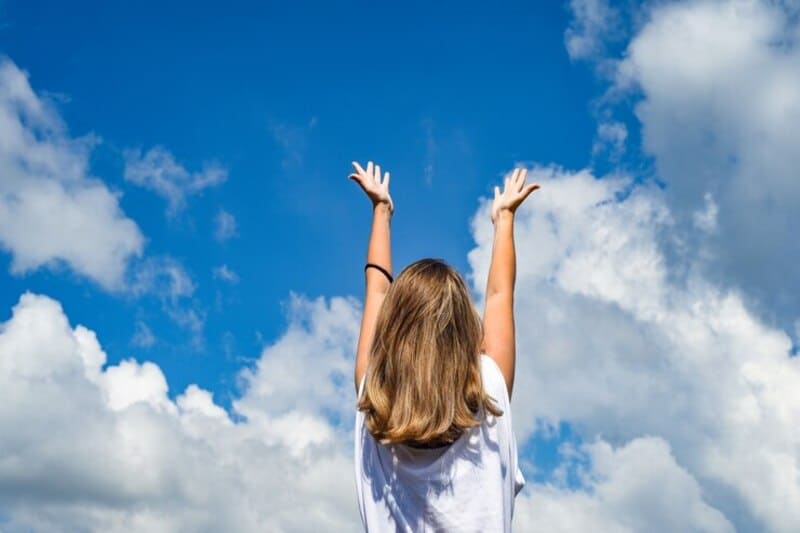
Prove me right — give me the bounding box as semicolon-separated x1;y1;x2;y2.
480;353;509;409
480;353;504;385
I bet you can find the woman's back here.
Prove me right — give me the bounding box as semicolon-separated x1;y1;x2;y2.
354;354;526;532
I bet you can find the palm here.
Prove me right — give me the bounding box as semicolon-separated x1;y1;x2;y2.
491;167;540;223
349;160;393;213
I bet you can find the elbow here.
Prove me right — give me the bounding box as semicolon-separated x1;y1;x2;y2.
486;284;514;299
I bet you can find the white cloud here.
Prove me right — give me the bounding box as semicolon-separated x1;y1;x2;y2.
0;290;362;532
590;0;800;328
0;55;213;352
0;57;144;291
214;208;237;241
234;291;362;431
516;437;734;533
468;165;800;532
123;145;227;216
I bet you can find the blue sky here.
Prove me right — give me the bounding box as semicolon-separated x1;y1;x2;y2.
0;0;598;399
2;1;799;530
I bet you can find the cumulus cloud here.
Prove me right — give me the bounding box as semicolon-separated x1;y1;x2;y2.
580;0;800;331
0;57;144;291
123;145;227;216
0;55;214;351
0;291;363;532
516;437;734;533
468;165;800;532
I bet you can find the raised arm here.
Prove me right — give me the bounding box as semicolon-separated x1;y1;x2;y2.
349;161;394;394
481;167;540;400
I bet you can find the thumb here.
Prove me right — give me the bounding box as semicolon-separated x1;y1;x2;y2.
521;183;540;200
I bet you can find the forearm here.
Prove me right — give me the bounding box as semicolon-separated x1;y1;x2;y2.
486;210;516;297
365;202;393;294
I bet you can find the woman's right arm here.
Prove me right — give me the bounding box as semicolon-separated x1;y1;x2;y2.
481;168;540;400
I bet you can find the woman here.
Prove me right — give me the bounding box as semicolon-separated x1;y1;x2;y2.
349;160;540;532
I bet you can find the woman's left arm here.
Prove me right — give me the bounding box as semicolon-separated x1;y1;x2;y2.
349;161;394;394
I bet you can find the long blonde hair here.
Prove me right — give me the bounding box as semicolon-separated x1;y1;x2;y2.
356;258;503;447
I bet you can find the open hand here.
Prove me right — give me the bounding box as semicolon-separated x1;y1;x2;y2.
491;167;540;224
349;160;394;214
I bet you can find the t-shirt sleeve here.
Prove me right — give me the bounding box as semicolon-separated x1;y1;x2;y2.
480;354;511;412
481;354;526;497
358;371;367;400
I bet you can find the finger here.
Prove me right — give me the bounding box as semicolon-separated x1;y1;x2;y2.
352;161;366;176
520;182;540;201
375;164;381;184
494;185;500;198
384;171;390;188
366;161;373;179
517;168;527;192
349;176;369;195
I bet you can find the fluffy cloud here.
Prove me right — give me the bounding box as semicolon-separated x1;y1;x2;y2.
123;146;227;216
0;291;362;532
0;58;144;291
468;165;800;532
516;437;734;533
0;55;212;354
603;0;800;331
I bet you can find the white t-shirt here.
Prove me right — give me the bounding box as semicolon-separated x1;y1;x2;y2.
354;354;526;532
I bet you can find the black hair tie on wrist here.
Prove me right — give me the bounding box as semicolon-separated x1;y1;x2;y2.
365;263;393;283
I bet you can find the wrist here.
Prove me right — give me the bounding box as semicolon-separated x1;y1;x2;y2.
373;201;393;216
493;208;514;225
